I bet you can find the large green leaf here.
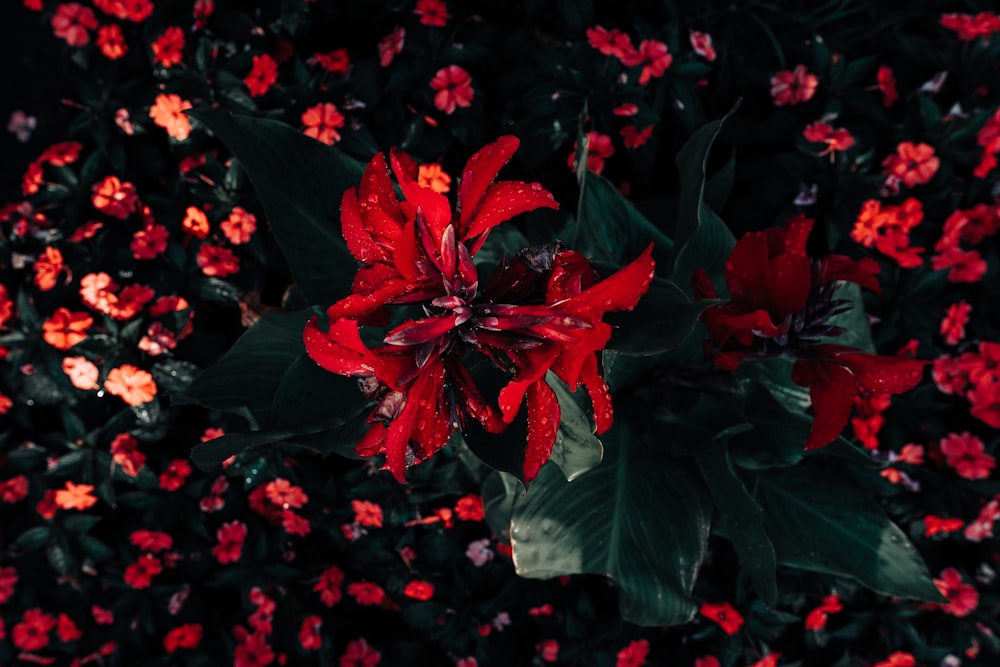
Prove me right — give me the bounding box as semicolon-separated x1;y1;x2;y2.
177;310;314;425
190;426;322;471
574;169;674;267
606;276;718;356
188;109;365;306
823;282;876;353
756;463;945;602
510;419;712;626
547;374;603;482
671;105;740;294
695;439;778;605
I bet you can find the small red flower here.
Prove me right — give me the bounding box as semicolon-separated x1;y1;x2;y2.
689;30;716;62
56;613;81;643
245;54;279;97
314;565;345;607
454;494;484;521
265;478;308;508
151;26;184;67
877;65;898;107
197;243;240;277
347;581;385;606
586;26;635;59
804;594;843;631
130;529;173;552
314;48;350;73
97;24;127;59
12;608;57;651
620;39;672;84
159;459;192;491
882;141;939;188
430;65;474;114
212;520;247;564
299;615;323;651
52;3;97;47
413;0;449;26
377;27;404;67
934;567;979;617
163;624;203;653
302;102;345;146
939;432;995;479
352;499;383;527
699;601;744;635
873;652;916;667
770;65;818;106
124;554;163;588
340;638;381;667
616;639;650;667
403;580;434;601
923;515;965;537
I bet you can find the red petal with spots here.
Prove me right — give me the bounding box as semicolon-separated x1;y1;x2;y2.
358;153;404;242
402;181;452;238
562;244;655;317
546;250;596;303
524;379;560;482
498;346;558;423
356;422;387;457
792;360;859;450
550;323;612;389
340;188;386;264
580;352;613;433
389;147;419;186
833;352;927;394
458;136;520;227
382;364;442;482
303;317;378;376
769;213;813;255
462;181;558;244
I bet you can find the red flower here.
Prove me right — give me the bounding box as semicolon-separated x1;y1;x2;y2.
430;65;474;114
621;39;672;84
164;624;203;653
265;478;308;508
12;608;56;652
413;0;449;26
92;174;139;218
699;601;743;635
621;124;654;150
341;638;381;667
352;499;383;527
923;515;965;537
568;131;615;174
221;206;257;244
689;30;716;61
934;567;979;617
314;565;345;607
56;613;81;642
245;54;279;97
770;65;818;106
159;459;192;491
151;26;184;67
299;615;323;651
52;3;97;47
882;141;939;187
802;121;855;155
314;48;350;74
877;65;898;107
212;520;247;564
97;24;127;59
537;640;559;662
124;554;162;588
130;529;173;552
939;432;995;480
616;639;650;667
454;494;484;521
377;27;404;67
804;594;843;631
131;221;169;260
347;581;385;606
940;12;1000;41
586;26;635;59
0;567;18;603
302;102;346;146
197;243;240;277
403;580;434;601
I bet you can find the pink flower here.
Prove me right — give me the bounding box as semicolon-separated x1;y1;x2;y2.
933;567;979;617
52;3;97;47
378;27;404;67
621;39;672;84
586;26;635;59
939;432;995;480
340;638;381;667
770;64;818;106
430;65;474;114
689;30;716;62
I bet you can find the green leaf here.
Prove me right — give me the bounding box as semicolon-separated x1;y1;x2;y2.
547;374;603;481
481;470;521;542
703;150;735;214
607;276;717;356
756;463;945;602
574;170;673;266
15;525;52;551
190;426;322;471
187;109;365;306
671;104;740;294
510;418;712;626
695;439;778;605
177;310;314;424
823;282;875;353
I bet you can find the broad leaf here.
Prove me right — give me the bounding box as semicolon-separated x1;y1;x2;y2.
695;439;778;605
823;282;876;353
190;426;322;471
188;109;365;306
756;463;945;602
574;169;673;267
510;418;712;626
481;470;521;542
547;374;603;481
177;310;314;425
607;276;718;356
671;104;740;294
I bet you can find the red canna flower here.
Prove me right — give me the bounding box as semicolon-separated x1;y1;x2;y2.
305;137;653;482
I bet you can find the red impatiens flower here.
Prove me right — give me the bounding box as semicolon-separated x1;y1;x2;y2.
12;608;57;651
403;580;435;601
164;624;203;653
341;638;381;667
52;3;97;47
124;554;163;588
304;137;653;482
430;65;474;115
302;102;346;146
586;26;635;59
151;26;184;68
352;499;383;527
616;639;650;667
620;39;672;85
347;581;385;606
940;12;1000;41
314;565;345;607
882;141;940;188
770;64;818;106
413;0;449;26
804;594;843;631
689;30;716;62
695;214;926;450
939;432;995;480
933;567;979;617
874;652;916;667
212;520;247;564
377;27;404;67
699;601;744;635
299;615;323;651
244;54;279;97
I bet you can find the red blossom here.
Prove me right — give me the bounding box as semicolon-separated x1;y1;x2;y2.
413;0;449;26
352;499;383;527
314;48;350;73
804;594;843;631
197;243;240;277
403;580;435;600
615;639;650;667
933;567;979;617
586;26;635;59
12;609;56;652
151;26;184;67
0;566;19;604
163;624;203;653
245;54;278;97
347;581;385;606
299;615;323;651
314;565;345;607
212;520;247;564
568;131;615;174
302;102;345;146
882;141;939;188
699;601;743;635
377;27;404;67
923;515;965;537
689;30;716;61
430;65;474;115
340;638;381;667
124;554;163;588
620;39;672;84
770;65;818;106
939;432;995;480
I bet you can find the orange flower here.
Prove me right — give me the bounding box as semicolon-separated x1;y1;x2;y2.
104;364;158;406
181;205;209;238
54;482;98;511
151;26;184;67
417;163;451;193
301;103;345;146
42;308;94;350
34;246;66;291
79;271;118;314
62;356;100;390
882;141;940;187
91;174;140;218
149;94;193;141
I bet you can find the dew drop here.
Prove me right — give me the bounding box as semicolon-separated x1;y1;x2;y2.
530;183;542;191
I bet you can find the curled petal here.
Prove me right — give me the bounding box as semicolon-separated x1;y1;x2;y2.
458;136;520;227
389;147;419;186
524;380;560;482
580;352;613;433
462;181;559;245
561;244;656;317
304;317;378;376
792;360;858;450
358;153;404;241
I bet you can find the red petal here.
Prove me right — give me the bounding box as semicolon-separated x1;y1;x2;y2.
692;268;719;299
356;422;387;457
792;360;858;450
770;213;813;256
497;346;558;423
384;315;457;346
341;187;387;264
402;181;452;238
580;353;613;433
458;136;519;227
561;244;655;317
725;231;768;303
382;363;442;482
462;181;558;243
389;147;419;186
303;317;378;376
358;153;404;243
524;380;560;482
763;253;811;319
550;323;612;389
822;255;882;294
833;353;927;395
392;218;425;284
